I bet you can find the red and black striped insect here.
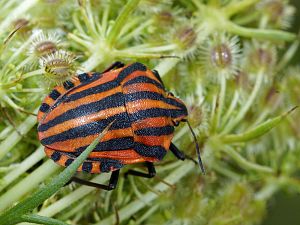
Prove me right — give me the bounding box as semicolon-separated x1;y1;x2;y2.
37;62;204;190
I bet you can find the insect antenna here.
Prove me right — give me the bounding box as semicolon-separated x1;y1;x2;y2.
186;120;205;174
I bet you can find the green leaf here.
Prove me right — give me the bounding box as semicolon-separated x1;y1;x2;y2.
21;214;70;225
0;122;113;225
221;107;298;143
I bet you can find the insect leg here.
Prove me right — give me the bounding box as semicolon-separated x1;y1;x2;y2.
125;162;156;178
152;70;165;87
68;170;120;191
102;61;125;73
169;143;185;160
169;143;198;164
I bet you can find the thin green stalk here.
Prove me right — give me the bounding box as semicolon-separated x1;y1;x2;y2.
81;52;105;72
154;58;180;77
221;90;239;129
255;178;281;200
0;126;13;140
0;114;37;160
22;69;44;79
136;205;159;225
222;145;274;174
115;50;171;59
212;74;226;133
223;0;260;17
96;161;195;225
0;0;38;33
59;197;92;221
0;160;60;212
37;174;110;217
0;123;111;225
221;107;297;143
222;70;264;134
106;0;141;47
21;214;69;225
0;145;44;192
225;21;296;42
276;40;300;72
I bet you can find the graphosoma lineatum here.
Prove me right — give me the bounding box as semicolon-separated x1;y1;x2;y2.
37;62;204;190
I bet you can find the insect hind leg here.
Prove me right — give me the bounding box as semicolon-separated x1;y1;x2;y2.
67;170;120;191
125;162;156;178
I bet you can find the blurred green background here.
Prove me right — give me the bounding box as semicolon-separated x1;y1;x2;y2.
262;1;300;224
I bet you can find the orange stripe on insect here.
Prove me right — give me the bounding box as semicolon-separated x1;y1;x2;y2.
44;127;133;152
88;150;159;164
126;99;181;114
124;82;164;94
41;86;123;123
39;106;127;138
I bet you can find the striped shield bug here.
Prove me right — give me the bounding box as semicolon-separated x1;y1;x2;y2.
37;62;204;190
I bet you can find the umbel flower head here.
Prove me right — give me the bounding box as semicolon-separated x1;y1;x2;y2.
40;49;77;84
199;33;241;80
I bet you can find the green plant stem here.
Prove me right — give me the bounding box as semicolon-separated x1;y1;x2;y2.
81;52;105;71
0;126;13;140
22;69;44;79
0;160;60;212
225;21;296;42
59;197;92;221
114;50;173;59
255;177;282;200
154;58;180;77
276;40;300;72
212;74;226;133
221;90;239;129
21;214;70;225
0;145;44;192
37;174;110;217
0;124;110;225
223;0;260;17
0;0;38;32
136;205;159;225
96;161;195;225
0;114;37;160
220;107;297;143
222;145;274;174
106;0;141;47
222;69;264;134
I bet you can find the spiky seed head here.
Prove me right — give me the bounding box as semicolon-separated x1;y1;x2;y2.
12;18;30;30
172;26;198;58
154;11;174;26
182;85;209;136
259;0;296;29
29;30;61;58
242;42;277;76
211;44;232;69
40;50;77;83
199;34;241;80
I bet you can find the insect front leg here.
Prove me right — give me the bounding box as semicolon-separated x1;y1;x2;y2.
102;61;125;73
125;162;156;178
152;69;165;88
170;143;198;165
